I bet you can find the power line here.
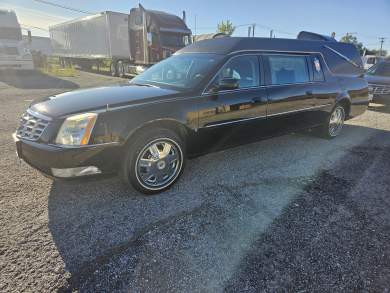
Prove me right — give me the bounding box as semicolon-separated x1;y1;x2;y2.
32;0;95;15
6;5;69;22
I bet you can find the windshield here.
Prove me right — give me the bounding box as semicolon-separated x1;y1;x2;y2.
160;33;186;47
131;53;223;90
0;27;22;41
367;62;390;77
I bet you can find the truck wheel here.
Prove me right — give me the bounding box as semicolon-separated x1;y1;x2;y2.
110;62;117;76
121;128;186;194
117;61;125;78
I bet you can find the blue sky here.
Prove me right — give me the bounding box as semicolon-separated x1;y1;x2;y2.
1;0;389;51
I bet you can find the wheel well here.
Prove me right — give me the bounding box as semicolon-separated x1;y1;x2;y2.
125;120;190;147
338;99;351;118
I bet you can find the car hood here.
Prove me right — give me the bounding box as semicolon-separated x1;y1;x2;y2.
30;83;180;118
365;74;390;86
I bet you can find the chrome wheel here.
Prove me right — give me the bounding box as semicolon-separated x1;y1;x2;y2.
135;138;183;190
329;106;345;137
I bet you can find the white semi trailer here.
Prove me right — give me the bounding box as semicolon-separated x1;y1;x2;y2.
0;9;34;70
49;5;191;77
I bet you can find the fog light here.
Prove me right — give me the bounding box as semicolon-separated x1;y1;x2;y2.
51;166;101;178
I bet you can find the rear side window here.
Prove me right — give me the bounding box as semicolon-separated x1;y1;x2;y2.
311;56;325;82
267;55;310;85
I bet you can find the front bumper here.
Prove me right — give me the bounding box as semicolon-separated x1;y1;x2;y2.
13;133;122;178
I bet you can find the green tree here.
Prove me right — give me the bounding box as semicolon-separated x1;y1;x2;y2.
368;49;388;57
340;34;365;55
217;20;235;36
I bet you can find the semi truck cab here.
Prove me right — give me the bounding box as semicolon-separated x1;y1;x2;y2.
129;5;191;68
0;9;34;70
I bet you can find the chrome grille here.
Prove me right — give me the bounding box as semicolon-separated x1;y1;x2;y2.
16;110;51;141
370;84;390;96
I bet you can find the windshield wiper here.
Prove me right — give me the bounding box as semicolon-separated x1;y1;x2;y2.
130;82;160;88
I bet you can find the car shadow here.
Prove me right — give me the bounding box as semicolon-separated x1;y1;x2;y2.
47;124;388;287
0;70;79;89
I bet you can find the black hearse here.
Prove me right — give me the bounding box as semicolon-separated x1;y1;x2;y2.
14;33;369;194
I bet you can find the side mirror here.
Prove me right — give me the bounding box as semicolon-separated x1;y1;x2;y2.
216;78;239;91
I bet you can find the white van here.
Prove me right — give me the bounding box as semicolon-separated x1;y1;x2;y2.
363;55;385;70
0;9;34;70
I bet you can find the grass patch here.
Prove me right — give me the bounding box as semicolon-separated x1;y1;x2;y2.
36;56;79;77
40;64;79;77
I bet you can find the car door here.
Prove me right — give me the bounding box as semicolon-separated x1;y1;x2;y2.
307;54;339;124
263;53;318;132
198;54;267;128
196;54;268;150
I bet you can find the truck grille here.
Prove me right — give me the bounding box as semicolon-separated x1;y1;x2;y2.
370;84;390;96
0;46;18;55
16;110;51;141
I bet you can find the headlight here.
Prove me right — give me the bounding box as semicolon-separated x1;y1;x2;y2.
55;113;97;146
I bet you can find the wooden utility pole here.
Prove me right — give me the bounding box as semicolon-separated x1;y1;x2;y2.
379;37;386;56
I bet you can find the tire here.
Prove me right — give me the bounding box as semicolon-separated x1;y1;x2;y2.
110;61;117;77
121;128;186;194
117;60;125;78
319;104;346;139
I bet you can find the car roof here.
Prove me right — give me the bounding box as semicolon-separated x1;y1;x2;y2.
177;37;365;76
178;37;344;55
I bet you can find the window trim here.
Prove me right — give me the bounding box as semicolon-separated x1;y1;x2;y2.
201;51;330;95
227;49;336;76
203;53;263;94
310;54;326;82
263;53;311;86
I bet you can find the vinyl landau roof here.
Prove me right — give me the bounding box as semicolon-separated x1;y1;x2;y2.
178;37;364;76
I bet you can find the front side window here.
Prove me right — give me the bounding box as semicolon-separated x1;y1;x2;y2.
267;55;310;85
210;55;260;90
131;53;223;90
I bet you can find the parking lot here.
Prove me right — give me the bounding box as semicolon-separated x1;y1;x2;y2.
1;70;390;292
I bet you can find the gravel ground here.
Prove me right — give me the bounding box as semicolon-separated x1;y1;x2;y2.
1;70;390;292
